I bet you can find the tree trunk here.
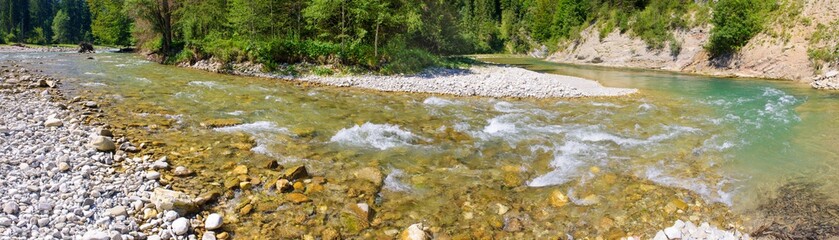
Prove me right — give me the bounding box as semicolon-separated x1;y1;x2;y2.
374;21;379;59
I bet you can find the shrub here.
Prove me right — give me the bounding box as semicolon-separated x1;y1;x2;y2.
379;47;437;74
707;0;770;56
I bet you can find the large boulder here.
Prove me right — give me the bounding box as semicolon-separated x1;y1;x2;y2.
150;188;198;215
78;42;95;53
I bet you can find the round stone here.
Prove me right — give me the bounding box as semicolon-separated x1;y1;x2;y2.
204;213;223;230
172;217;190;235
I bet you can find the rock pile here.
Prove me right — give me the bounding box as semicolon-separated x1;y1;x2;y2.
811;69;839;90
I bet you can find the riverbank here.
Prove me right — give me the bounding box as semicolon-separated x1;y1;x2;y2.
545;0;839;87
0;44;77;53
0;62;231;239
180;59;637;98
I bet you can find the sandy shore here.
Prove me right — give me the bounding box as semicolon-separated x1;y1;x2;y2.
183;60;637;98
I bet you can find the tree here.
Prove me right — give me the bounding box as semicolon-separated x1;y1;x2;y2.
88;0;133;46
51;10;71;43
125;0;176;54
707;0;768;56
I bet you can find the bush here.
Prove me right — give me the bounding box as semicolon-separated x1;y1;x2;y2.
26;28;48;45
379;47;437;74
707;0;770;56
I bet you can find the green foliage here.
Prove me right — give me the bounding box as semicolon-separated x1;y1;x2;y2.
88;0;133;46
630;0;688;49
808;21;839;66
52;10;72;43
312;66;335;76
26;28;48;45
707;0;771;56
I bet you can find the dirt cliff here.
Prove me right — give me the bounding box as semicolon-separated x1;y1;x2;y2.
547;0;839;83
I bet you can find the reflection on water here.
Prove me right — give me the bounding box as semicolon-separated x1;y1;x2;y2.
6;52;839;237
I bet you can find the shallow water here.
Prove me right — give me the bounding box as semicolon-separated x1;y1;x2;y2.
5;52;839;237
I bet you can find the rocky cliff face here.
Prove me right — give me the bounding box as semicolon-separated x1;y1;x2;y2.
547;0;839;84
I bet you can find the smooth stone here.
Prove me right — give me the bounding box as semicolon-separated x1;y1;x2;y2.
108;206;127;217
3;202;19;214
57;162;70;172
400;223;429;240
173;166;192;176
146;171;161;180
202;231;216;240
44;118;63;127
204;213;223;230
90;136;116;151
151;188;198;215
82;230;110;240
172;217;190;235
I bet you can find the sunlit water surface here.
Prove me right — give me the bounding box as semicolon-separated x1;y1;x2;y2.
4;52;839;237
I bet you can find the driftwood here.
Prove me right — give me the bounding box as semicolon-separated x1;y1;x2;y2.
78;42;94;53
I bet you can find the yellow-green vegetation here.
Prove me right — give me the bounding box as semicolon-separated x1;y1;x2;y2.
808;20;839;68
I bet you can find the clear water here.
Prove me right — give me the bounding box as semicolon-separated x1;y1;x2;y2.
6;52;839;237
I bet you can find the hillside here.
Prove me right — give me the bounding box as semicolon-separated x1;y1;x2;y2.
547;0;839;82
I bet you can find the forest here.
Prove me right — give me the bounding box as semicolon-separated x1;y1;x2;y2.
0;0;773;73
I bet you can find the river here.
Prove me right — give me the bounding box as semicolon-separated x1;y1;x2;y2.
4;51;839;238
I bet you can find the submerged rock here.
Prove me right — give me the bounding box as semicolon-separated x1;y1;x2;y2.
353;167;383;186
284;165;309;180
399;223;430;240
549;190;568;207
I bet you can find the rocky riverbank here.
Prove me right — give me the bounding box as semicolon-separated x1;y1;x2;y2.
0;44;77;53
811;70;839;90
0;63;230;240
180;59;637;98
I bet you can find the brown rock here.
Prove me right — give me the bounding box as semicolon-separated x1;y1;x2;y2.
549;190;568;207
276;179;292;192
353;167;383;186
321;228;340;240
284;165;309;180
231;165;248;175
286;193;310;204
293;182;305;191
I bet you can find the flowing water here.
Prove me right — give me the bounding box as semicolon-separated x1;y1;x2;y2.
4;52;839;238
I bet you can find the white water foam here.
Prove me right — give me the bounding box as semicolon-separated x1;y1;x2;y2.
133;77;152;84
215;121;290;158
81;82;107;87
330;123;421;150
188;81;222;89
643;167;734;205
383;169;412;192
527;124;702;187
423;97;458;107
226;111;245;116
